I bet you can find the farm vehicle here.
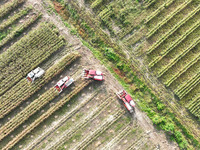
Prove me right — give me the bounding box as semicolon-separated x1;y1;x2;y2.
26;67;45;83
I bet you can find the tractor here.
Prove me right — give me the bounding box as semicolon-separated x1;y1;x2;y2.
54;76;74;93
116;90;135;113
82;69;104;81
26;67;45;83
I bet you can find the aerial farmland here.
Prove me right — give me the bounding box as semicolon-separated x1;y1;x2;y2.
0;0;199;150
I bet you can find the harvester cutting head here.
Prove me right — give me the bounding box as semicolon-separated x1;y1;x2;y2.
54;76;74;93
26;67;45;83
116;90;135;113
82;69;104;81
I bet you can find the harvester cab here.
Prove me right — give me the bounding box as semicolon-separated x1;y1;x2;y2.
116;90;135;113
54;76;74;93
26;67;45;83
82;69;104;81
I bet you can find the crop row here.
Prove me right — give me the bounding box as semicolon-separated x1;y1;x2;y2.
157;37;200;77
2;80;92;150
0;23;65;96
164;54;200;87
187;94;200;118
98;6;113;22
147;4;200;54
144;0;175;24
71;110;124;150
49;97;114;150
0;6;32;31
91;0;103;9
144;0;157;9
0;0;26;19
102;125;131;150
0;13;41;49
0;87;59;141
149;19;200;68
174;72;200;99
0;53;80;118
25;91;99;150
146;0;192;39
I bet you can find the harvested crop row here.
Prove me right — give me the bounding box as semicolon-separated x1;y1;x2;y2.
0;13;42;49
71;110;124;150
49;96;114;150
147;4;200;54
0;87;59;141
157;37;200;77
146;0;192;39
0;23;65;96
144;0;175;24
0;6;32;31
2;80;92;150
187;94;200;118
164;55;200;87
149;20;200;68
102;125;131;150
0;0;26;19
0;52;80;118
25;91;99;150
174;72;200;99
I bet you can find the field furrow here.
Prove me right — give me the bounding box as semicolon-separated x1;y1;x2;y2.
149;20;200;68
0;87;59;141
46;96;114;150
157;37;200;77
0;13;41;49
0;0;26;19
2;80;92;150
0;23;65;96
144;0;175;24
146;0;192;39
24;91;99;150
147;4;200;54
0;6;32;31
164;57;200;87
101;125;131;150
0;53;80;118
71;110;124;150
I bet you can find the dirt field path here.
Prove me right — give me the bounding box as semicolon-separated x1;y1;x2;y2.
24;0;179;149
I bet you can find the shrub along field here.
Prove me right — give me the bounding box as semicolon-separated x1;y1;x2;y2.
0;0;199;150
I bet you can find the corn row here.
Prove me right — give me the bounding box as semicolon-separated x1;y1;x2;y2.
0;0;26;19
0;23;65;95
49;96;114;150
149;20;200;68
0;6;32;31
2;80;92;150
146;0;192;39
98;6;113;22
0;87;59;141
0;13;41;48
187;94;200;118
91;0;103;9
71;110;124;150
175;72;200;99
147;4;200;54
157;36;200;77
101;125;132;150
164;54;200;87
144;0;157;9
0;53;80;118
25;91;99;150
144;0;175;24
